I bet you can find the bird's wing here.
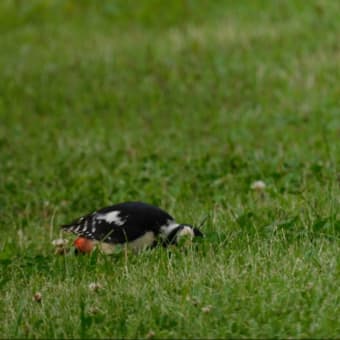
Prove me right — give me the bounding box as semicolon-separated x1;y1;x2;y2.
61;209;134;243
61;202;175;244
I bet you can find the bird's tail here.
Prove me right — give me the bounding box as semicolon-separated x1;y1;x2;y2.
60;222;80;233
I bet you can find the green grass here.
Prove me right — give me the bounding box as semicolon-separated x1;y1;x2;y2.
0;0;339;338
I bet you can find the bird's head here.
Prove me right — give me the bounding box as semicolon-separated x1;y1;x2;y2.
178;224;203;237
164;224;203;246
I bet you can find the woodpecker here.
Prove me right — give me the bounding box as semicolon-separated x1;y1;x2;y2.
61;201;203;254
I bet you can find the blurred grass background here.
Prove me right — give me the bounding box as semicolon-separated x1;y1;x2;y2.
0;0;339;338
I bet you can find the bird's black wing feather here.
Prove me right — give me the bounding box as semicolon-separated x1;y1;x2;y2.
61;201;174;244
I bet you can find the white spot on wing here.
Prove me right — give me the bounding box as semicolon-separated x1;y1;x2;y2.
82;220;88;232
96;210;125;225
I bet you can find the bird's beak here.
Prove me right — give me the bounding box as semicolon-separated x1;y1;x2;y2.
193;228;203;237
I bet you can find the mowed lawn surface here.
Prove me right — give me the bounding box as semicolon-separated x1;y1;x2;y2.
0;1;339;338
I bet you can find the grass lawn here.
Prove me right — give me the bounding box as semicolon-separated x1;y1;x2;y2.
0;0;339;338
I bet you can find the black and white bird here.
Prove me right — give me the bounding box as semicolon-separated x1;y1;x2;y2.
61;201;203;254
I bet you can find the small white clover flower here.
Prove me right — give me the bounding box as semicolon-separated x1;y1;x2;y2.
201;305;213;313
89;306;101;315
88;282;102;292
146;330;155;339
251;180;266;191
33;292;42;303
52;238;69;247
52;238;70;255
